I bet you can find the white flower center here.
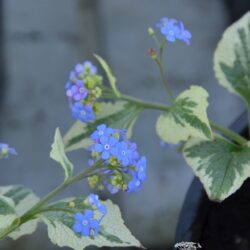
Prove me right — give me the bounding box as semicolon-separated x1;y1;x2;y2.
79;87;85;93
98;131;104;135
80;110;86;116
135;180;140;187
104;144;110;150
82;220;88;226
169;30;174;36
121;150;126;156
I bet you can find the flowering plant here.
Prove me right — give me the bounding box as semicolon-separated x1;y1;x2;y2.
1;11;250;249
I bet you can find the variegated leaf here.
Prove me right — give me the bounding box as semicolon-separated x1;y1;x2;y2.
214;12;250;108
156;85;212;144
40;198;142;250
63;101;142;152
183;137;250;201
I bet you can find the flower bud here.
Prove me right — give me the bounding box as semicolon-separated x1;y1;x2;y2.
147;48;157;60
148;27;155;36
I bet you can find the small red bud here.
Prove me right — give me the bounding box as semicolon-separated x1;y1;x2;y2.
147;48;157;60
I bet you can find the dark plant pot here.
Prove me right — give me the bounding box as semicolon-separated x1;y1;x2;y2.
174;112;250;250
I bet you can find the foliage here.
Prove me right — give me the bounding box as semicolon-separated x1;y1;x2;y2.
1;11;250;250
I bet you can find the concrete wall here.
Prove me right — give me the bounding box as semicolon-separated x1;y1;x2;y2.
0;1;246;249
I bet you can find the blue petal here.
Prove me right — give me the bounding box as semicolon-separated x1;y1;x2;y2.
100;136;108;145
109;137;118;146
98;204;107;215
166;35;176;42
101;151;110;160
73;223;82;233
83;209;94;219
106;128;114;135
121;158;129;166
81;226;90;236
90;219;99;229
75;212;84;221
110;147;118;156
97;124;106;130
94;144;103;153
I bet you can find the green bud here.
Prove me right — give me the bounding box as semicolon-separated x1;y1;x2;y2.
92;87;102;98
68;201;76;208
88;175;99;188
93;102;101;113
97;184;104;191
148;27;155;36
109;156;119;166
85;76;95;89
111;175;123;188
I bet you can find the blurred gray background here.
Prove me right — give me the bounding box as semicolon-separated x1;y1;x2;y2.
0;0;249;249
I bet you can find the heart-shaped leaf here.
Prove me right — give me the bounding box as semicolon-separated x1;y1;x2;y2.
183;136;250;201
156;85;212;144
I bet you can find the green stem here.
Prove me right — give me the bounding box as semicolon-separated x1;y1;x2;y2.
102;89;168;111
0;164;104;240
159;40;166;62
210;121;248;144
248;110;250;138
103;89;247;145
155;58;174;102
120;94;168;111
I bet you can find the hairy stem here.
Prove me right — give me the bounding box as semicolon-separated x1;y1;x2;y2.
104;90;247;145
155;58;174;102
0;164;103;240
210;121;248;144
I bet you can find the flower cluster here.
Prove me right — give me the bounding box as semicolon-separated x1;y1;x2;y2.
0;143;17;159
88;124;146;194
65;61;103;123
156;17;192;45
72;194;107;237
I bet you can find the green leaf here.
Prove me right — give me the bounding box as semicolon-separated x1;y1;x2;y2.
183;136;250;201
0;196;16;229
63;101;142;152
0;185;40;239
94;54;120;97
156;86;212;144
40;198;142;249
214;12;250;109
50;128;73;180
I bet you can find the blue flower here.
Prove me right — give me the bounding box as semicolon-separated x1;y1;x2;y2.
87;194;107;215
114;141;133;166
71;102;96;123
0;143;17;159
94;135;118;160
83;61;97;75
65;60;102;123
177;22;192;45
89;125;147;194
91;124;114;141
72;210;99;237
127;157;146;193
156;17;176;28
74;61;97;77
156;17;191;45
66;80;88;101
74;64;85;77
106;183;120;194
161;23;180;43
65;81;71;91
69;71;77;83
136;156;147;182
